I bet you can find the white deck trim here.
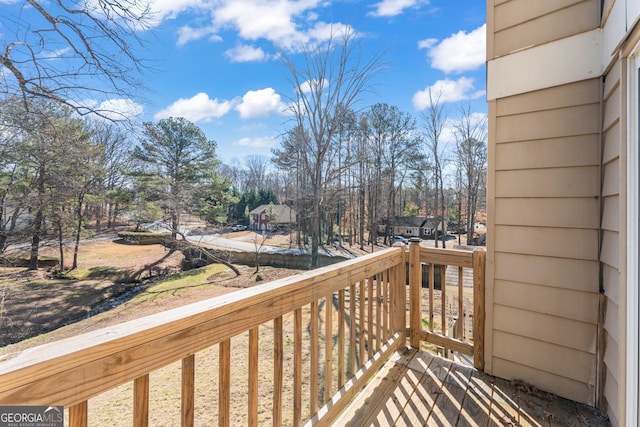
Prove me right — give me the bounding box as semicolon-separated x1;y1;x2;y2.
626;49;640;427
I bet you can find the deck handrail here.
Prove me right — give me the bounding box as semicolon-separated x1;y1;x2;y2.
408;239;486;370
0;242;486;426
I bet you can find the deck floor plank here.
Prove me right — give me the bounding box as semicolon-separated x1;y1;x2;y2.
457;369;494;427
335;349;610;427
488;377;520;427
426;360;474;426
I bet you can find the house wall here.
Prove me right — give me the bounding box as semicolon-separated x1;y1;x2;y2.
487;0;602;407
488;1;640;424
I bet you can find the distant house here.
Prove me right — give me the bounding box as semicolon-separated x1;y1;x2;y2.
249;204;296;231
378;216;445;239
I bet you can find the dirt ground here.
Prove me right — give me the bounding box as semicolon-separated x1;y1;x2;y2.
0;238;301;353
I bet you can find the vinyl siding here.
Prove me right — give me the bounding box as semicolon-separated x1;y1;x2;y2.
489;78;601;405
493;0;600;57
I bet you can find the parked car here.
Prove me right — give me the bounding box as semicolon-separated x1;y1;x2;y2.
393;236;409;244
231;224;247;231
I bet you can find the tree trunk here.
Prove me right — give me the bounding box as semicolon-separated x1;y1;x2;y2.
28;208;43;270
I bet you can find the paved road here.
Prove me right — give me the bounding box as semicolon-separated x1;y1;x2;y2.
186;232;310;255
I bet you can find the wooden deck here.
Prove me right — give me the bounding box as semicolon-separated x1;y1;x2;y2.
336;349;610;427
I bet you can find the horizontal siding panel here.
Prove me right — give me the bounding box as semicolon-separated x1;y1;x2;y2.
602;263;620;305
603;122;620;163
604;299;620;347
494;0;596;31
601;195;620;232
494;280;599;324
495;104;600;143
492;357;593;405
604;365;619;425
603;83;620;131
602;158;621;197
495;197;599;228
495;1;600;57
493;331;595;385
495;135;599;170
495;167;599;197
494;252;599;292
493;304;597;353
603;58;621;98
495;225;598;260
496;79;600;117
601;230;620;269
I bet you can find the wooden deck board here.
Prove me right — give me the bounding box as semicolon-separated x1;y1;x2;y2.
335;349;610;427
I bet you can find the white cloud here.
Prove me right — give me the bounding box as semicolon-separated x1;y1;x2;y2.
42;47;72;59
369;0;428;17
95;98;144;120
141;1;353;50
177;25;222;47
155;92;233;122
69;98;142;120
233;136;278;148
419;23;486;73
147;0;209;24
235;88;289;119
412;77;485;109
225;44;269;62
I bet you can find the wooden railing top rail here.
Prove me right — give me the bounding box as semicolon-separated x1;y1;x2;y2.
0;247;405;407
417;246;474;268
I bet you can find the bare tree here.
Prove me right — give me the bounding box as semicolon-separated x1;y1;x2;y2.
244;155;270;192
454;106;487;244
280;28;385;267
1;0;151;119
421;89;448;248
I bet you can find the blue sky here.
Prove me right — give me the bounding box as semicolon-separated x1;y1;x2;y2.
2;0;487;165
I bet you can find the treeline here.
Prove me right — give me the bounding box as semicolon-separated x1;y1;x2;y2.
0;97;485;271
0;100;235;269
225;102;487;255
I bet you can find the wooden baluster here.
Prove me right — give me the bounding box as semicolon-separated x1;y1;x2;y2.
69;401;88;427
382;269;388;341
376;273;382;350
248;327;258;427
349;283;357;376
219;339;231;427
133;374;149;427
324;293;333;402
473;248;486;371
367;276;374;359
182;354;195;427
393;260;407;339
458;266;464;340
294;308;302;427
429;263;435;333
359;280;366;365
310;300;319;414
441;265;447;336
273;317;283;427
338;289;345;388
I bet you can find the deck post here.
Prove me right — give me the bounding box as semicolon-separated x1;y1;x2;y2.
473;247;486;371
409;238;422;349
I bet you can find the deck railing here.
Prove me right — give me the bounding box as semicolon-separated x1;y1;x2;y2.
407;239;486;371
0;242;485;426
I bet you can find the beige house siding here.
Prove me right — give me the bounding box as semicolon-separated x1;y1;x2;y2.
488;0;640;424
489;79;601;405
601;54;623;427
493;0;600;58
